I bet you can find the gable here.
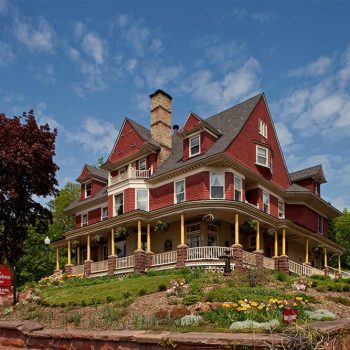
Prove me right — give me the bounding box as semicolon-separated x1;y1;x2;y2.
183;113;202;132
77;164;90;182
107;119;146;164
225;96;291;189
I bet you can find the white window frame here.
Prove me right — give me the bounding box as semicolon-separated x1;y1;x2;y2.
189;134;201;157
318;214;324;234
174;179;186;204
210;172;225;199
262;191;270;214
278;200;285;219
234;175;242;202
114;192;124;216
136;189;149;211
101;207;108;221
85;182;92;198
81;213;88;227
259;119;267;138
256;145;269;167
186;222;201;248
248;235;257;249
138;158;146;171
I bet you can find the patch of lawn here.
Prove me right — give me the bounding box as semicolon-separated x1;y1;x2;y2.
40;275;177;306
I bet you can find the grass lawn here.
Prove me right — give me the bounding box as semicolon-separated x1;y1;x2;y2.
40;274;177;306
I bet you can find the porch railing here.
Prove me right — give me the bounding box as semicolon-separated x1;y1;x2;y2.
242;251;257;266
325;266;350;278
109;166;153;186
288;261;324;277
187;246;231;260
91;260;108;273
152;251;177;266
116;255;134;269
263;257;275;270
72;264;84;275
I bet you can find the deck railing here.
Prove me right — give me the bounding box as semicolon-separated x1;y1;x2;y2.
325;266;350;278
152;251;177;266
242;251;257;266
288;260;324;277
109;166;153;186
263;257;275;270
72;264;84;275
91;260;108;273
187;246;231;261
116;255;134;269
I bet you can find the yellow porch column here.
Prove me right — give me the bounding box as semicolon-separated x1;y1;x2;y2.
180;214;185;245
137;220;142;250
324;247;328;267
111;228;115;255
67;240;72;265
87;234;91;261
255;221;260;251
338;254;342;274
55;248;60;271
305;239;309;264
274;230;279;257
282;229;286;256
77;246;81;265
147;223;151;252
234;213;239;245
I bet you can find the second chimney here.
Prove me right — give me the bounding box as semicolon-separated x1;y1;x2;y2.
150;89;172;165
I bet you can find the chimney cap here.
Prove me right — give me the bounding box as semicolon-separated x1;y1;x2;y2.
149;89;172;100
173;124;179;130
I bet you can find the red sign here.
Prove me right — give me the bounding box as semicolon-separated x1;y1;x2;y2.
283;308;298;323
0;264;12;295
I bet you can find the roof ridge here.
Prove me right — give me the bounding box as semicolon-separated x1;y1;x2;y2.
289;164;322;175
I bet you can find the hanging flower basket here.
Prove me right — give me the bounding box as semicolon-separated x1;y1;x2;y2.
91;234;102;243
243;219;257;232
71;240;80;248
115;226;128;238
203;213;215;223
312;245;322;254
155;220;169;232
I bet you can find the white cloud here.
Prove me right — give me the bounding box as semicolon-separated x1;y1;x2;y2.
125;58;138;73
82;32;106;65
67;47;80;61
0;41;14;66
65;117;118;154
251;12;274;23
230;8;247;21
289;56;333;78
13;16;55;52
135;93;148;111
35;101;62;130
33;63;57;84
142;64;183;89
275;122;294;147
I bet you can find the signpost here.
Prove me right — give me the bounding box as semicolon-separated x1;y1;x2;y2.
0;264;12;296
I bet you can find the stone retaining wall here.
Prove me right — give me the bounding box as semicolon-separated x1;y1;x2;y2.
0;320;349;349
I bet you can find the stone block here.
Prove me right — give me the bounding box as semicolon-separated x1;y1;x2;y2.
254;250;264;268
278;255;289;272
176;245;188;268
134;250;146;274
145;251;154;269
231;244;243;270
83;260;92;276
64;264;73;275
108;255;117;275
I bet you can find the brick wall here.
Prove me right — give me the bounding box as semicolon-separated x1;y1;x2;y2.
285;204;318;233
150;182;174;210
75;215;81;228
124;188;135;213
186;171;210;200
225;97;290;189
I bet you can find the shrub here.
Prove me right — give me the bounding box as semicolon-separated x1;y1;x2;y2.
241;268;269;287
179;315;203;326
158;284;167;292
230;319;279;331
106;296;114;303
71;311;81;326
122;291;131;299
138;288;147;296
101;305;123;325
316;285;328;293
274;271;288;282
306;309;336;321
80;300;87;307
183;294;202;305
329;296;350;306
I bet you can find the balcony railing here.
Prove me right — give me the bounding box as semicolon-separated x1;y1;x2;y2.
152;251;177;266
116;255;134;270
109;166;153;186
187;246;231;261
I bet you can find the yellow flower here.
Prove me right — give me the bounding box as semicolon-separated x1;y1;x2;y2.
250;301;258;307
222;303;230;308
293;303;297;307
258;305;264;310
239;300;244;305
295;297;303;301
232;303;238;308
245;305;251;309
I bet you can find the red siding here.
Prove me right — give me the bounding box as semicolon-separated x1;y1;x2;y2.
124;188;135;213
183;131;216;161
88;208;101;225
225;172;234;200
91;180;105;196
108;120;146;164
246;188;261;208
150;182;174;210
186;171;210;200
270;195;278;218
75;215;81;228
183;113;201;131
80;185;85;200
323;217;329;238
146;153;158;173
108;195;113;218
285;204;318;233
78;165;90;182
183;138;189;161
295;178;314;192
225;97;290;189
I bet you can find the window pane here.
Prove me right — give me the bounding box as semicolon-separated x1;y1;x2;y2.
176;180;184;194
115;194;123;215
211;173;224;186
258;147;267;157
190;136;199;147
137;190;148;211
176;193;185;203
211;187;224;198
139;159;146;170
190;136;200;155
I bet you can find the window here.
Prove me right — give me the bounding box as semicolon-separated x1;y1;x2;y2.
278;200;285;219
186;223;201;248
115;241;126;257
175;180;185;203
208;224;219;246
189;135;200;157
82;213;88;227
102;244;108;260
249;235;256;249
259;119;267;138
210;172;224;199
256;146;269;167
101;207;108;220
118;167;126;175
318;214;323;234
234;175;242;201
138;159;146;171
262;191;269;214
136;189;149;211
114;193;123;216
85;182;91;198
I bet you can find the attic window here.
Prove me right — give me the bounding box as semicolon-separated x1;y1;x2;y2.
85;182;91;198
259;119;267;138
189;135;200;157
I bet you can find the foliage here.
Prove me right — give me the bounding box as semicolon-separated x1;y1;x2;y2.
305;309;336;321
329;296;350;306
179;315;202;326
115;226;128;237
155;220;169;232
229;319;279;331
311;276;350;292
0;110;59;266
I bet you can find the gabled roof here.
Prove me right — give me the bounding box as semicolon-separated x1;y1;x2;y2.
290;165;327;184
127;118;160;148
153;93;263;177
76;164;108;182
286;183;311;192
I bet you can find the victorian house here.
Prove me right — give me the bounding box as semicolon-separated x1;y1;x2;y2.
52;90;343;277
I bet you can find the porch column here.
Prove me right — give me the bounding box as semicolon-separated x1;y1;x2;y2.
108;228;117;275
278;229;289;272
145;223;154;269
232;213;243;269
77;246;81;265
338;255;342;275
256;221;260;251
254;221;263;268
64;240;73;275
304;238;310;265
234;213;240;246
273;230;279;271
134;220;146;273
84;234;92;276
324;247;328;267
54;248;60;274
177;214;188;268
282;229;286;256
180;214;185;245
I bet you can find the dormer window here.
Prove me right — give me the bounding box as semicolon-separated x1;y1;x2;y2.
259;119;267;138
256;146;269;168
85;182;92;198
82;213;88;227
189;135;200;157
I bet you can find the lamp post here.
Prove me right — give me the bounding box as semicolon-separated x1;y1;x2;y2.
44;236;51;276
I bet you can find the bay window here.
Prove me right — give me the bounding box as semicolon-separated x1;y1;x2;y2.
136;189;149;211
256;146;269;167
263;191;269;214
210;172;224;199
175;180;185;203
278;200;285;219
234;175;242;201
114;193;123;216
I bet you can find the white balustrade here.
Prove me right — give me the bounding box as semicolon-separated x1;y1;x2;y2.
116;255;135;269
152;251;177;266
108;167;152;186
288;260;325;277
72;264;84;275
91;260;108;273
187;246;231;261
263;257;275;270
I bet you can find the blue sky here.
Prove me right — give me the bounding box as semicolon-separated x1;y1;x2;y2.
1;1;349;210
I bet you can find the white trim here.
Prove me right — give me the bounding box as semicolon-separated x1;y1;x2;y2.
113;192;124;217
174;179;186;204
189;134;201;158
183;127;219;140
247;183;284;202
81;212;88;227
256;145;269;167
259;119;268;138
262;191;270;214
210;172;225;199
135;188;149;211
101;206;108;221
85;182;92;198
234;174;243;202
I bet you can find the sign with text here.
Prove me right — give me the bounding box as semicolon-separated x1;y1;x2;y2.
283;308;298;323
0;264;12;295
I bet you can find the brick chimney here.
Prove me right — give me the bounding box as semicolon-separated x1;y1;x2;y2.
150;89;172;165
